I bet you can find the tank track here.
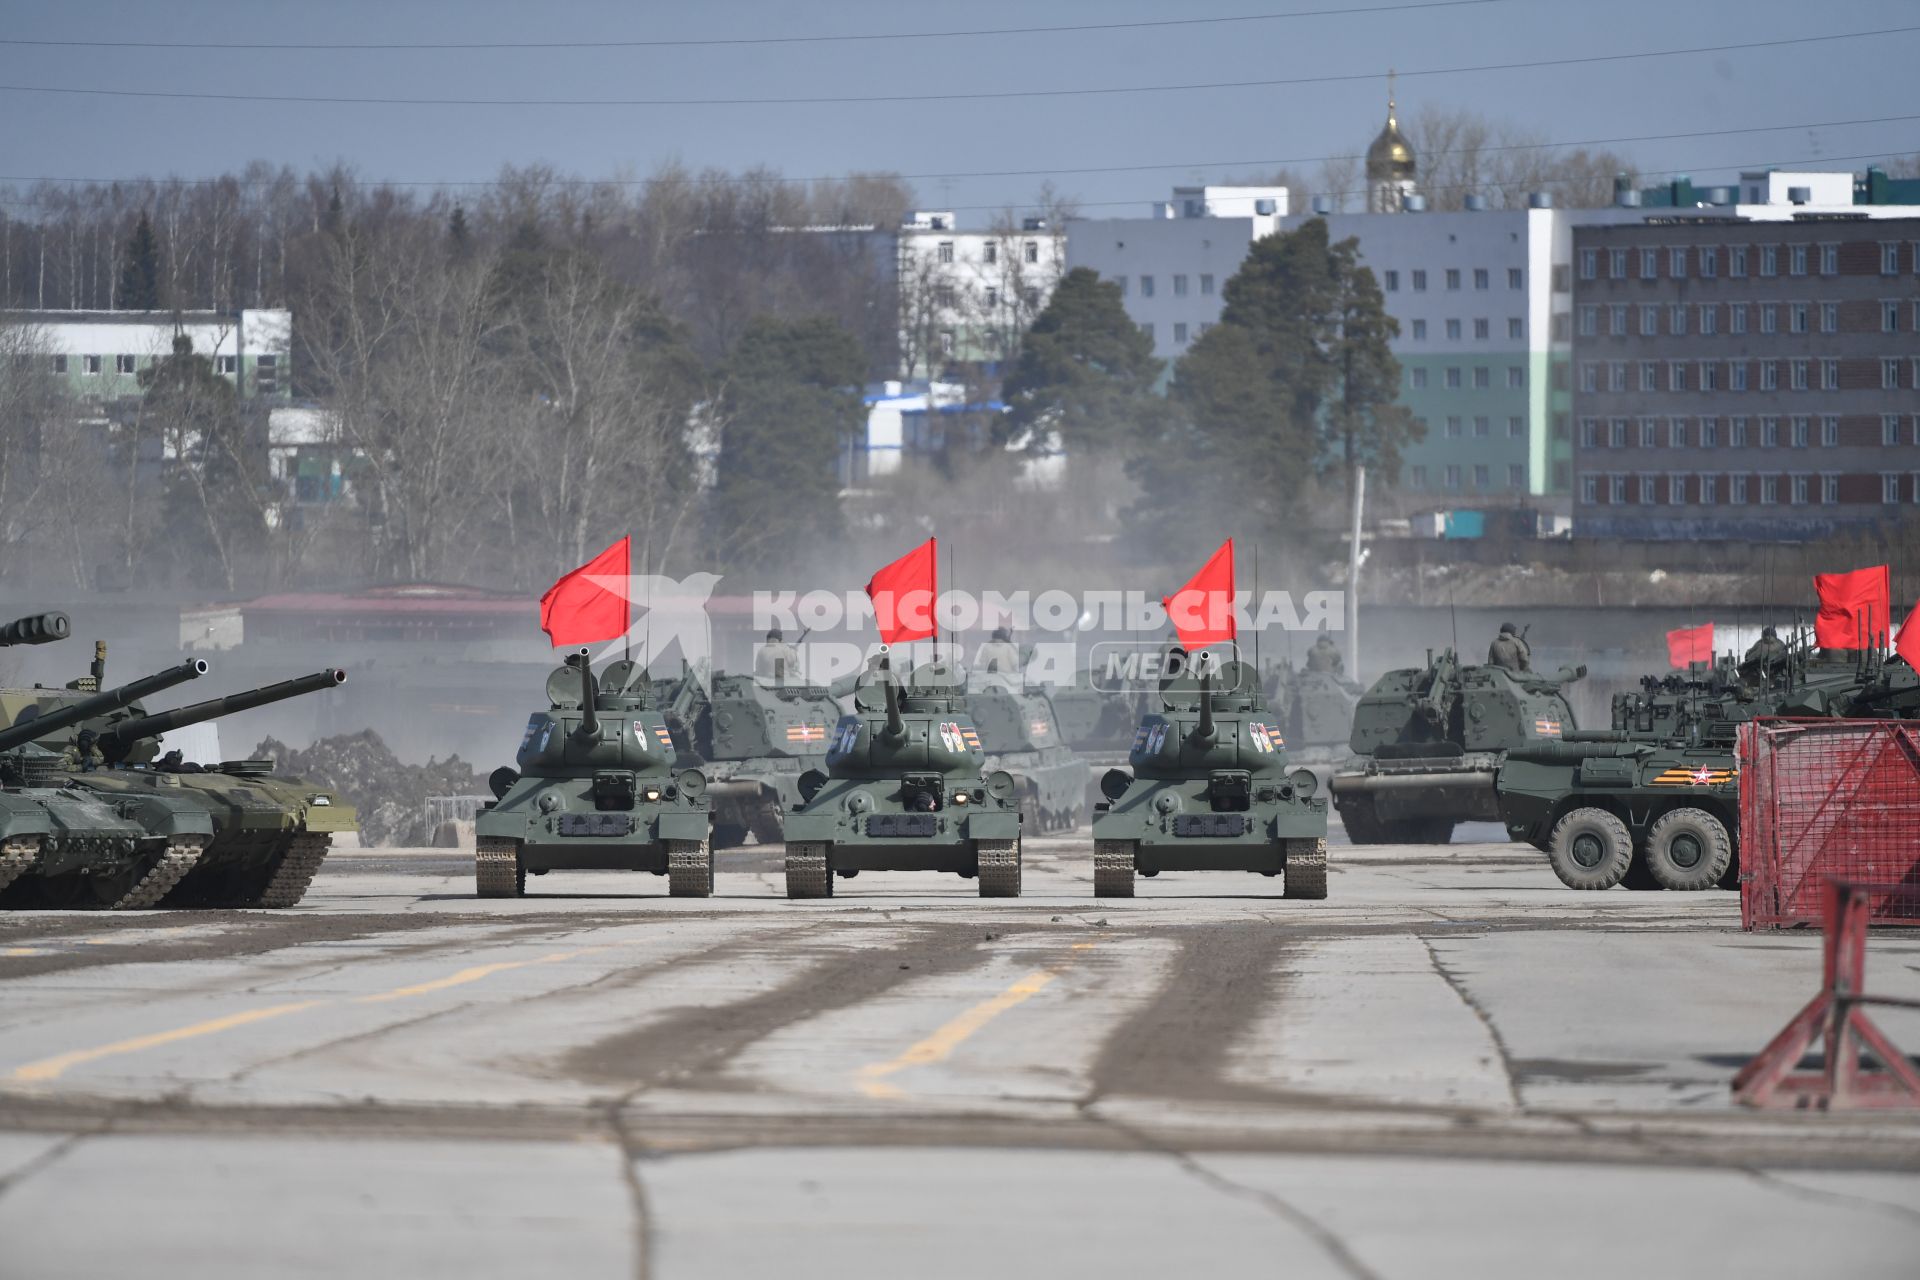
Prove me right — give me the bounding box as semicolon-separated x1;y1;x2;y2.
253;832;333;908
1093;840;1135;898
112;837;207;910
0;836;42;896
784;841;832;899
475;836;525;898
975;839;1021;897
1283;837;1328;900
666;839;713;898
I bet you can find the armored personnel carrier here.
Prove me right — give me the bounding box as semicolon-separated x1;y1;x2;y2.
965;672;1089;832
780;652;1023;898
1331;649;1585;845
1500;642;1912;891
476;650;712;897
1090;657;1327;899
0;639;216;909
652;666;837;848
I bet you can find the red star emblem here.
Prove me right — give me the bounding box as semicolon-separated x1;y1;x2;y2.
1690;767;1714;785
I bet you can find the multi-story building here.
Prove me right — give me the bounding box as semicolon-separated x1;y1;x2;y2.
1;308;292;404
1062;185;1290;362
894;211;1064;381
1570;214;1920;539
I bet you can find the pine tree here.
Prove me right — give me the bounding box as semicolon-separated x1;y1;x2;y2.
118;210;161;310
1002;267;1162;451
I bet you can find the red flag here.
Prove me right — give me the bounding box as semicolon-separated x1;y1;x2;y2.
1813;565;1891;649
1163;538;1237;650
867;537;937;644
539;536;630;646
1666;622;1714;668
1897;598;1920;669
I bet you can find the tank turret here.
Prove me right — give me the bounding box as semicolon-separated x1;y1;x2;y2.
0;659;207;757
0;612;70;647
93;669;347;763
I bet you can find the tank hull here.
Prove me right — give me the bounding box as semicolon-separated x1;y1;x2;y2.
0;784;215;910
476;774;711;874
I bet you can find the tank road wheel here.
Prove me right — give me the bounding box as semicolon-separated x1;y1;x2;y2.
475;836;525;898
975;839;1022;898
1546;808;1633;890
667;839;715;898
785;840;833;899
1283;838;1328;900
1644;808;1732;892
1094;840;1136;898
0;836;42;898
254;832;334;908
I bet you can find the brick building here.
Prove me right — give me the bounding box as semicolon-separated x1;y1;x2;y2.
1571;216;1920;538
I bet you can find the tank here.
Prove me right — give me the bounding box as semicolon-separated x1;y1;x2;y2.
1047;672;1148;758
1275;663;1362;770
64;668;359;908
1498;639;1912;892
474;650;713;897
1330;648;1585;844
778;651;1024;898
964;673;1090;832
0;653;218;909
652;666;838;848
1089;658;1327;898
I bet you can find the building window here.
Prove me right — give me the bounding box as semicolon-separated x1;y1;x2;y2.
1732;474;1749;504
1445;464;1462;489
1473;318;1489;339
1473;464;1490;487
983;241;998;264
1823;474;1839;504
1610;475;1627;503
1667;418;1686;448
1633;417;1654;448
1508;415;1525;438
1640;304;1658;336
1470;268;1487;290
1581;474;1599;503
1508;267;1523;290
1885;301;1901;333
1700;247;1717;278
1762;476;1779;505
1731;303;1749;335
984;287;1000;308
1025;240;1039;264
1640;248;1659;279
1668;303;1688;336
82;355;101;375
1508;317;1523;339
1669;247;1687;278
1789;303;1808;334
1791;474;1809;505
1701;473;1718;504
1579;363;1597;392
1760;304;1778;335
1821;415;1839;447
1115;276;1128;296
1580;417;1598;447
1790;244;1808;276
1199;274;1214;295
1411;319;1427;339
1822;359;1839;390
1761;245;1778;277
1611;304;1629;336
1508;463;1525;488
1412;269;1428;291
1609;418;1628;447
114;354;135;374
1446;367;1462;388
1610;248;1628;279
1580;249;1598;280
1639;474;1658;505
1731;362;1749;392
938;330;956;356
1699;305;1717;336
50;354;67;374
1669;474;1688;505
1505;366;1522;389
1473;415;1490;437
1885;357;1902;389
1731;417;1749;448
1883;243;1901;275
936;241;954;263
1172;274;1188;297
1446;318;1462;340
1640;361;1659;392
1473;366;1490;389
1791;416;1809;448
1701;417;1719;447
1139;275;1155;298
1667;362;1685;391
1761;417;1780;447
1577;305;1597;336
1445;415;1463;438
1173;322;1189;344
1821;244;1840;276
934;283;957;308
1885;474;1902;504
1760;361;1778;391
1383;270;1399;291
1445;268;1461;291
1731;246;1748;277
1820;302;1837;333
1608;362;1627;392
1790;359;1808;391
1700;361;1719;392
1411;367;1428;389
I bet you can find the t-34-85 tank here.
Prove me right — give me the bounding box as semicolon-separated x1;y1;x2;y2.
1090;657;1327;899
780;652;1023;898
1330;648;1585;845
965;672;1090;832
653;666;838;848
476;650;713;897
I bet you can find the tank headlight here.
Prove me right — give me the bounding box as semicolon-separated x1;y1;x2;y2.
954;791;969;805
308;795;332;806
642;786;663;802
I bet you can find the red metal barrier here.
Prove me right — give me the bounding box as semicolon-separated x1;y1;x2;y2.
1732;881;1920;1109
1738;719;1920;930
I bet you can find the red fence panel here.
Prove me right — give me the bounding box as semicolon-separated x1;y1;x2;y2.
1738;719;1920;929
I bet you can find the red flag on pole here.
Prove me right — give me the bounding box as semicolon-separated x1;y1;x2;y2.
1897;597;1920;669
1666;622;1714;668
867;537;938;644
1812;565;1891;649
1163;538;1237;650
539;536;631;646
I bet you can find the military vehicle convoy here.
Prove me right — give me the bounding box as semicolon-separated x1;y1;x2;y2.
1049;672;1150;758
1090;657;1327;899
1331;649;1585;845
476;650;713;897
653;666;838;848
781;652;1023;898
1270;662;1362;772
1499;641;1916;891
965;673;1089;832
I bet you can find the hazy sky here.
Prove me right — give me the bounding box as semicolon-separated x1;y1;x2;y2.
3;0;1916;224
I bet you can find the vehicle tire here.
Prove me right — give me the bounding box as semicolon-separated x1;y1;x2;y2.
784;840;832;899
976;839;1021;897
1643;808;1732;892
1093;839;1135;897
1716;845;1741;891
1545;807;1632;890
710;822;750;849
1283;837;1328;900
475;836;525;898
667;838;714;897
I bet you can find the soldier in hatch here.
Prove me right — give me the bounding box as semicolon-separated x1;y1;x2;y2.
1742;625;1788;676
1306;630;1344;675
754;626;802;685
973;625;1021;676
1487;622;1532;673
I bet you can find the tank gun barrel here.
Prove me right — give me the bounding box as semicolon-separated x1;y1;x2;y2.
1192;665;1217;747
0;612;70;647
0;658;208;754
96;668;346;754
880;674;906;746
570;649;601;740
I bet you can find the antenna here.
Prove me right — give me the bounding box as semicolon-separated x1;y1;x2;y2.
1447;578;1459;660
1253;540;1261;686
948;539;957;670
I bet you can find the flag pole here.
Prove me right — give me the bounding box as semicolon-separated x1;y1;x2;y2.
624;538;633;666
1253;539;1261;691
931;535;940;668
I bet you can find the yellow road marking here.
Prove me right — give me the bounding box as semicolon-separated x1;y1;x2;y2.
3;947;48;957
9;948;601;1084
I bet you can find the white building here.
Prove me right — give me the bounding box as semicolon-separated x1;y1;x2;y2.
893;211;1065;380
0;308;292;403
1063;186;1289;361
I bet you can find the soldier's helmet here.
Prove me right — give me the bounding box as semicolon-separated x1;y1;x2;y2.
1762;625;1778;639
1499;622;1519;636
992;626;1011;642
766;625;784;642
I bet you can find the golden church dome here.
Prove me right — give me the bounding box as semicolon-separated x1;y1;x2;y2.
1366;100;1416;182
